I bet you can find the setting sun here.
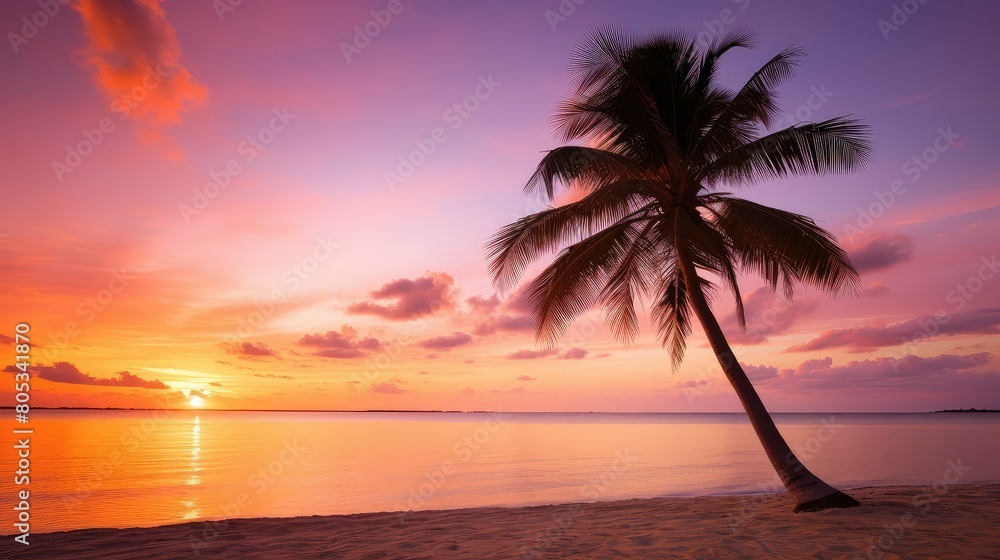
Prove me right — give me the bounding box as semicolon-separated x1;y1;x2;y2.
189;395;204;408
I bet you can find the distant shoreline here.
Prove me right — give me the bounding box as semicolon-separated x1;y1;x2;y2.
931;408;1000;413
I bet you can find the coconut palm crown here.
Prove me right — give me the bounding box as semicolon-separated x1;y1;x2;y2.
486;26;872;512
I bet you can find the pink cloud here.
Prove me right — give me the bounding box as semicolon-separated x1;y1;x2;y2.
418;332;473;349
73;0;207;142
507;348;558;360
749;352;995;392
472;314;535;336
516;375;537;381
298;325;384;359
559;347;588;360
348;272;457;321
844;232;914;273
369;381;407;394
786;308;1000;353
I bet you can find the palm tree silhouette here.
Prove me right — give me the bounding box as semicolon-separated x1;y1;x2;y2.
487;26;871;512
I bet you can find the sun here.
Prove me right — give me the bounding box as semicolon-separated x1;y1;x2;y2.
189;395;204;408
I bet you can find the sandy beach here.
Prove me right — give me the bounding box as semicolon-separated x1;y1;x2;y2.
8;483;998;559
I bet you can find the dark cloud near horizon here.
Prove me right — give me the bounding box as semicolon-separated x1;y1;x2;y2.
4;361;168;389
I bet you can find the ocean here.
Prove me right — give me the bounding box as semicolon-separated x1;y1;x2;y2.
5;409;999;533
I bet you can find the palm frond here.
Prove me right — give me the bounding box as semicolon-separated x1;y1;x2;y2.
486;181;653;292
708;196;861;297
700;117;872;186
527;219;650;347
523;146;651;200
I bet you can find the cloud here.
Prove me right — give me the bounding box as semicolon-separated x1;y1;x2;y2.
489;387;526;393
742;362;779;381
418;332;473;349
507;348;558;360
473;314;535;336
863;282;891;297
844;232;914;273
215;360;233;366
459;386;476;395
786;308;1000;353
720;287;817;344
209;381;222;387
0;334;13;345
347;272;456;321
468;287;536;336
516;375;537;381
254;373;293;379
466;295;500;312
7;361;168;389
504;288;534;314
746;352;995;391
559;347;588;360
297;325;384;359
73;0;207;141
369;382;407;394
594;353;612;359
222;341;281;360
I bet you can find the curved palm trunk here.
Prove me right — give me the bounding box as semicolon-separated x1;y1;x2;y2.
677;252;860;512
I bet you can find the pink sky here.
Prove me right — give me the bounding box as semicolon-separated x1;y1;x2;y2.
1;0;998;412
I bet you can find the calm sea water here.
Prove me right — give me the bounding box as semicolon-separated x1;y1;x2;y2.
3;410;999;533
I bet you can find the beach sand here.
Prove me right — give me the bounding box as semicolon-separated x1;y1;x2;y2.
8;483;999;559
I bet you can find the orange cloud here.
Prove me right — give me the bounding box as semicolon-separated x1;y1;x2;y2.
73;0;207;138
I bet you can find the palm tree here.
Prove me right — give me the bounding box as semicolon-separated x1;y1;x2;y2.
486;26;871;512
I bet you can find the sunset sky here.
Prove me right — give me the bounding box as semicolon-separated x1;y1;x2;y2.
2;0;998;412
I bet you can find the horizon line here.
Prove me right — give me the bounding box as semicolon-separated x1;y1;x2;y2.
6;406;996;413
